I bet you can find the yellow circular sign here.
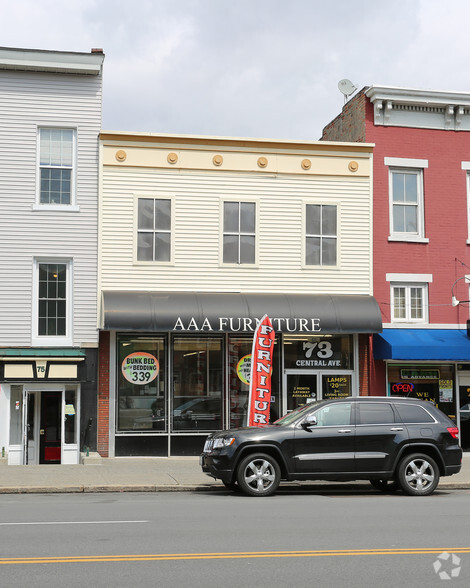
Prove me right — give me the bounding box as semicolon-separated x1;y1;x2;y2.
236;354;252;385
122;352;159;385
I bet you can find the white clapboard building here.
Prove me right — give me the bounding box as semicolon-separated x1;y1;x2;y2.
0;47;104;465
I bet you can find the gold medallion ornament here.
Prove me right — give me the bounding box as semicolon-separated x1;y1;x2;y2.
115;150;127;162
167;152;178;164
212;154;223;166
257;156;268;168
301;159;311;170
348;161;359;172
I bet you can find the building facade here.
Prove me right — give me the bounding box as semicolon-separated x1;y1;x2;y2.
98;133;381;457
322;85;470;450
0;47;104;464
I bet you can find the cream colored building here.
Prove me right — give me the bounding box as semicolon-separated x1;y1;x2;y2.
98;132;381;457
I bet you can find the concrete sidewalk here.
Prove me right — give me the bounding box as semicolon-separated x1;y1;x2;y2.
0;453;469;494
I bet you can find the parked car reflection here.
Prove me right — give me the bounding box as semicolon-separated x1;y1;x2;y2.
173;397;222;430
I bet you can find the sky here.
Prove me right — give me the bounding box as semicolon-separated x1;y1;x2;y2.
1;0;470;141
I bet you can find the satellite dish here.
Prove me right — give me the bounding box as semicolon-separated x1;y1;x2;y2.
338;79;357;100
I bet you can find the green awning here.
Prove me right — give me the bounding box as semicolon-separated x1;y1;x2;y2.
0;348;86;358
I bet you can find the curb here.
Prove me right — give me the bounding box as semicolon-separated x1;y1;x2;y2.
0;483;468;494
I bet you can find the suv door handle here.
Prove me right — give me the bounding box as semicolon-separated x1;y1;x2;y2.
390;427;404;431
337;429;352;433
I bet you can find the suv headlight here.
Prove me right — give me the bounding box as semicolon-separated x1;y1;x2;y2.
212;437;235;449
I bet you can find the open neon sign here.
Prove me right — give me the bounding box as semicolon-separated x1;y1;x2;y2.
392;382;415;394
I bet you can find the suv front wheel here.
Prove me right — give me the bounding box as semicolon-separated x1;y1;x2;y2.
236;453;281;497
397;453;440;496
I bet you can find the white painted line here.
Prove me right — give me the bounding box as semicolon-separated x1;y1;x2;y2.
0;520;148;526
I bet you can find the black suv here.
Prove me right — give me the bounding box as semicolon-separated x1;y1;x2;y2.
200;397;462;497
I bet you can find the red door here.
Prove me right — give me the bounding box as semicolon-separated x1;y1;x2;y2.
39;392;61;464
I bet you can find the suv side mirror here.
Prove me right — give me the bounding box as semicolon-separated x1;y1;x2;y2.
302;414;317;429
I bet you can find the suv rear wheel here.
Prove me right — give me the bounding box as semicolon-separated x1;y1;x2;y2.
236;453;281;497
397;453;440;496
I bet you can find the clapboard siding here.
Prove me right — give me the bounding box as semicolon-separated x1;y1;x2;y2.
100;164;373;296
0;69;101;345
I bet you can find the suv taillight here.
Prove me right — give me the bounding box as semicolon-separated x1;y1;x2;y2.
447;427;459;439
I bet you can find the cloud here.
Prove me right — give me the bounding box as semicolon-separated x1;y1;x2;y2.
1;0;470;140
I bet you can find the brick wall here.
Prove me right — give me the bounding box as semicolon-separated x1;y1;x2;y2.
321;88;367;143
97;331;110;457
358;334;370;396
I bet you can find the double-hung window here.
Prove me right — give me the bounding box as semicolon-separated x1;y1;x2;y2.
39;128;75;206
391;283;427;323
223;201;256;264
385;158;427;241
33;260;72;345
462;163;470;242
305;204;337;266
137;197;171;262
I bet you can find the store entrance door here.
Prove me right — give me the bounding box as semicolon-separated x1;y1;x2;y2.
284;371;319;412
39;392;62;464
458;376;470;451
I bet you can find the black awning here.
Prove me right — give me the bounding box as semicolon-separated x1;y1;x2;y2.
101;291;382;334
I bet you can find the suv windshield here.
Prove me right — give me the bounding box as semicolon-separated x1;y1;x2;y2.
273;401;321;426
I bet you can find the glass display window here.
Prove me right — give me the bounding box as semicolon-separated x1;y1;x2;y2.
388;364;457;422
283;335;353;370
228;336;280;427
117;335;167;431
172;337;223;432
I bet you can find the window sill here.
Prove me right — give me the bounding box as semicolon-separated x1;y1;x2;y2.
133;260;175;266
388;235;429;244
301;264;340;270
31;337;73;347
387;321;428;327
33;204;80;212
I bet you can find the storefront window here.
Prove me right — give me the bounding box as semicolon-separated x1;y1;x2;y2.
228;336;280;427
117;335;167;431
322;374;352;400
64;387;77;444
172;337;223;431
388;364;457;422
284;335;353;370
9;385;22;445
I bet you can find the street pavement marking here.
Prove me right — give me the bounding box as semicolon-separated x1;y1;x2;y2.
0;520;148;526
1;547;470;565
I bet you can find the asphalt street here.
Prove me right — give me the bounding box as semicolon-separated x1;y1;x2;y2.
0;489;469;587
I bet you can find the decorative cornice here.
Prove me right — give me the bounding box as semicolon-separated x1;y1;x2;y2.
366;85;470;130
0;46;104;75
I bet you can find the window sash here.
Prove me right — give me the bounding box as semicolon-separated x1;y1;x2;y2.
223;202;255;264
37;263;68;337
392;284;426;322
305;204;337;266
137;198;171;262
390;169;423;237
39;128;74;205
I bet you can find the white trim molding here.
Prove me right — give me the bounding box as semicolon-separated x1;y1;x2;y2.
386;273;433;283
384;157;428;168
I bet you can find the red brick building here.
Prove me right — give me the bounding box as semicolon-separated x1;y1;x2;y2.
322;85;470;449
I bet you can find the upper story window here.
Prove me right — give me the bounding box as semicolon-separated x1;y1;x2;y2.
462;163;470;243
223;201;255;264
33;260;72;346
38;128;75;206
137;197;171;262
385;158;428;242
391;283;427;323
305;204;337;266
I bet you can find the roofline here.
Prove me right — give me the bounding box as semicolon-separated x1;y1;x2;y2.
365;84;470;107
0;46;105;75
100;130;374;153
